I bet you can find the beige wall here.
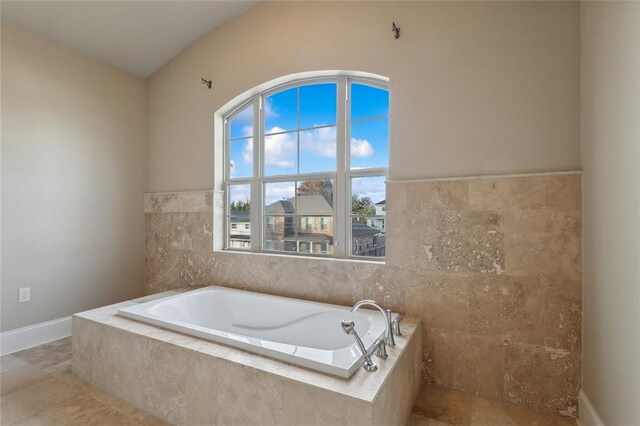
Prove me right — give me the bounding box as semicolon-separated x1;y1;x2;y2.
1;23;147;331
146;1;580;192
581;2;640;424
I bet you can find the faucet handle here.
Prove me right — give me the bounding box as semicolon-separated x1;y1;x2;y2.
374;339;388;359
391;314;403;336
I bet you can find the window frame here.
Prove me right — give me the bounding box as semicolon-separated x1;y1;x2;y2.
223;75;388;261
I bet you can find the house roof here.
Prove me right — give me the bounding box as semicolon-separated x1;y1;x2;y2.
265;194;333;215
375;199;386;205
230;210;250;222
264;200;294;215
351;219;383;236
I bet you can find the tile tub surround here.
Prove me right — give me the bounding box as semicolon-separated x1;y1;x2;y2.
144;172;582;417
72;296;423;426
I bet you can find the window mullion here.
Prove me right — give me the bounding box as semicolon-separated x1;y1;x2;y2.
251;95;262;252
335;77;348;258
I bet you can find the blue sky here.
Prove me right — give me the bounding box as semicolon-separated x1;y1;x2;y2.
228;82;389;184
351;175;386;207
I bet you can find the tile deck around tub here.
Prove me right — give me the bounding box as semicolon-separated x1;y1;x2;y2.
73;291;421;404
71;291;423;425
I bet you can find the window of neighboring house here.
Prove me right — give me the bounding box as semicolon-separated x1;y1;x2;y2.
266;216;275;231
224;75;388;259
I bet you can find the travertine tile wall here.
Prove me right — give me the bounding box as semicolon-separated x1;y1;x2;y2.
144;172;582;417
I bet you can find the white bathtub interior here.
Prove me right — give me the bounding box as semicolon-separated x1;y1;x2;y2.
117;286;390;378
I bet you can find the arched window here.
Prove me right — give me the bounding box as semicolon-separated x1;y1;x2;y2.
222;73;388;259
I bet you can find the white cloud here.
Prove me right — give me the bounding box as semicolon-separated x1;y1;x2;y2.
240;127;295;169
300;126;336;157
298;125;375;159
242;139;252;164
238;123;374;172
264;98;279;119
265;182;295;205
264;127;296;169
229;184;251;203
350;138;374;158
229;159;236;178
352;176;386;204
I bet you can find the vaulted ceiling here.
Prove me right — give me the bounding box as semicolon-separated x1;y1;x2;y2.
1;1;259;77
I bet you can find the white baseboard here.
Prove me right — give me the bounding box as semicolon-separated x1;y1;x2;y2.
0;316;72;356
578;389;605;426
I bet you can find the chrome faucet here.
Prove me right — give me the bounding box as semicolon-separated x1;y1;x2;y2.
341;320;377;372
351;300;395;347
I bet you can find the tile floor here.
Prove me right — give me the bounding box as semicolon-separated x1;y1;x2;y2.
0;338;577;425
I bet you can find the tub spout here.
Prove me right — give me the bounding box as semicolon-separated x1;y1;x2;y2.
341;320;377;372
351;300;395;347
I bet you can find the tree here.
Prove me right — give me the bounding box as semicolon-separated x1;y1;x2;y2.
230;200;250;211
297;179;334;204
352;195;374;223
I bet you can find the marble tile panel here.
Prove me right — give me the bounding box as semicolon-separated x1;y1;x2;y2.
407;413;454;426
1;364;51;396
467;173;581;212
425;330;505;400
542;174;582;212
502;210;581;280
0;355;29;373
67;373;169;425
184;352;220;426
468;176;547;211
503;341;580;418
372;322;422;426
144;191;212;213
71;317;101;384
42;359;72;377
470;397;576;426
431;211;505;274
87;325;188;425
282;381;372;426
388;210;505;275
468;275;544;345
350;264;407;312
542;276;582;352
13;337;72;370
404;274;470;333
14;392;137;426
387;180;468;212
412;386;473;425
0;377;81;425
385;210;439;272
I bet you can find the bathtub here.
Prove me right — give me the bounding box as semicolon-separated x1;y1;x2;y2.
117;286;389;378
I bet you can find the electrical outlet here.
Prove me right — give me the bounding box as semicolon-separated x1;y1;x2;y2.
19;287;31;303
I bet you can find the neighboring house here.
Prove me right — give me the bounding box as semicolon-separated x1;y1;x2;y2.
228;210;251;249
264;194;334;254
352;218;386;257
231;194;385;256
367;199;386;232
